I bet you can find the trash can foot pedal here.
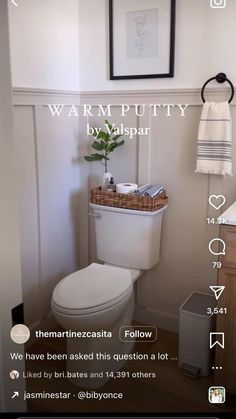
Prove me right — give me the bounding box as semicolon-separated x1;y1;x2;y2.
181;363;201;379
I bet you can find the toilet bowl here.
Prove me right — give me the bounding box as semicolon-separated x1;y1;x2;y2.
51;263;140;388
52;263;138;331
51;203;167;388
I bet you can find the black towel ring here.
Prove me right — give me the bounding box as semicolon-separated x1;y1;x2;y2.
201;72;234;103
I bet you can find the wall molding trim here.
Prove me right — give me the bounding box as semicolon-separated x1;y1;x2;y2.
12;86;236;106
13;87;81;97
13;87;81;106
80;86;235;102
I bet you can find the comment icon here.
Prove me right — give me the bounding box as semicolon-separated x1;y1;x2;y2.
208;238;226;256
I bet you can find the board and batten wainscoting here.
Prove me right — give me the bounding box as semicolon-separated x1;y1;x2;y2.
13;87;236;332
13;89;83;329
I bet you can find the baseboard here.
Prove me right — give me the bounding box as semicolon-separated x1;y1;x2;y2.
134;305;179;333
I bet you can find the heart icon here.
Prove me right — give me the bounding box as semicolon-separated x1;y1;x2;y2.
209;195;226;210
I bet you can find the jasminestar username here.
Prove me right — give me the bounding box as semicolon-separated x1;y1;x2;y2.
24;392;72;400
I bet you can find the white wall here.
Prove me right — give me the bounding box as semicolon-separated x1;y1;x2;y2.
9;0;79;90
0;0;25;411
9;0;236;90
78;0;236;91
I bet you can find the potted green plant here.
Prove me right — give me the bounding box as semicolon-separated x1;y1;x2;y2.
84;120;125;185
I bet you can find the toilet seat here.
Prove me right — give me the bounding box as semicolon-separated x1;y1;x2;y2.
52;263;133;316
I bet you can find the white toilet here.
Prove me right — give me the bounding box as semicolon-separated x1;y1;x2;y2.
51;203;167;388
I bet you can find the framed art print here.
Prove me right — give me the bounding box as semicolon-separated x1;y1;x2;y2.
109;0;176;79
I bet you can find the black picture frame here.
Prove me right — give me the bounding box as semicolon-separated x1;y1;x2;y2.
109;0;176;80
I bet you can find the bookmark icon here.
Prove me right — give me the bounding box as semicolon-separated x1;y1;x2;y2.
209;286;225;301
210;333;225;349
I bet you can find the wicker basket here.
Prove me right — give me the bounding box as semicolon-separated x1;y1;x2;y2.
90;186;168;212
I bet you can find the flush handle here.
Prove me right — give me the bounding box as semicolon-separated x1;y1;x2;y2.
89;211;101;219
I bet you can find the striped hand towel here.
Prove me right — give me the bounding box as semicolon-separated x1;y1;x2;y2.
144;185;164;197
195;101;232;176
134;184;151;196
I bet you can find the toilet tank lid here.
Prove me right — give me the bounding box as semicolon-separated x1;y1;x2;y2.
52;263;133;311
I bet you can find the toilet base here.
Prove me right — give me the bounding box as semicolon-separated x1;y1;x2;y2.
66;293;135;389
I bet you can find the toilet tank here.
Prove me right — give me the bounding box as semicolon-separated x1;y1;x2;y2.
89;203;167;270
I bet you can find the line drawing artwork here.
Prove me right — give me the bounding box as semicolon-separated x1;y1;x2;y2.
134;13;148;57
126;9;158;59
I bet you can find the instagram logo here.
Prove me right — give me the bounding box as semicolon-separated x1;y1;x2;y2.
210;0;226;7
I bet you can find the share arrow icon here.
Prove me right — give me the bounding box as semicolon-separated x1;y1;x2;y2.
210;286;225;300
